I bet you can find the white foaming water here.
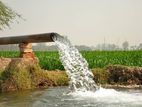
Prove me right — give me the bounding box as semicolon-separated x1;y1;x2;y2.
53;35;98;92
69;88;142;105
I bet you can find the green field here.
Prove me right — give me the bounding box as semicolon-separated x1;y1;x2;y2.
0;51;142;70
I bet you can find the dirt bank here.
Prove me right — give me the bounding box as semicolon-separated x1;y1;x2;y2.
0;58;142;92
106;65;142;85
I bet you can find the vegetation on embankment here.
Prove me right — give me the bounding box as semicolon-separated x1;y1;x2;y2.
0;58;47;92
92;65;142;86
0;58;69;92
0;57;142;92
0;51;142;70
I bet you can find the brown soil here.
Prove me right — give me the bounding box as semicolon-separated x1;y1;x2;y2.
106;65;142;85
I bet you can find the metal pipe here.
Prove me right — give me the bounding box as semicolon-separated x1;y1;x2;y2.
0;32;57;45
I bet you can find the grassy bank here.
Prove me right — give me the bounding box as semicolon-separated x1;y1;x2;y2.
0;57;142;92
0;51;142;70
47;65;142;86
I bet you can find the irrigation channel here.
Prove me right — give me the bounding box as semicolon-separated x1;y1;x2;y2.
0;35;142;107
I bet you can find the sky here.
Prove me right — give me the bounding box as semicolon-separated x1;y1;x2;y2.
0;0;142;47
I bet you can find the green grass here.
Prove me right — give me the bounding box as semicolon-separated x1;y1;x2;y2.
0;51;19;58
0;51;142;70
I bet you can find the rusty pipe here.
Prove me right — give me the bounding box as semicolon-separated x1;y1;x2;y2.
0;32;58;45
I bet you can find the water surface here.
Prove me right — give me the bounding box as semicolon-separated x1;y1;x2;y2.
0;87;142;107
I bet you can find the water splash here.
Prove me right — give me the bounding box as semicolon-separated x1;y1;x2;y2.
53;34;98;92
68;87;142;106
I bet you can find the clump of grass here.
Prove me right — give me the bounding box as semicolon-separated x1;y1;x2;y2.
0;58;69;92
0;58;53;92
0;59;32;91
46;71;69;86
92;68;109;84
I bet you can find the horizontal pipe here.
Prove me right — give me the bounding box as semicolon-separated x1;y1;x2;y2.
0;32;58;45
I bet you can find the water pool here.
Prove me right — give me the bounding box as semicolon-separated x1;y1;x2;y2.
0;87;142;107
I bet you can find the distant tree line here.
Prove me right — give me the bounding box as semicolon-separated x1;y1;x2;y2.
0;43;92;51
0;42;142;51
95;41;142;51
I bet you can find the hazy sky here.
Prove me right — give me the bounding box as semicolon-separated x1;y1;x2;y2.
1;0;142;46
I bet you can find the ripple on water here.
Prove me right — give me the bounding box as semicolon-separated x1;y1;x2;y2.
0;87;142;107
68;87;142;107
30;87;142;107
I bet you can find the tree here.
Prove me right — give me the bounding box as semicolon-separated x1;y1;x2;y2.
0;1;20;30
130;45;137;50
138;43;142;50
122;41;129;50
107;44;118;50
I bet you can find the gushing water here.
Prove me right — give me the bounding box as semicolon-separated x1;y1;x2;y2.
53;35;98;92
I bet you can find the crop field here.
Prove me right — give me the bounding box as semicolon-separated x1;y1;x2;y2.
0;51;142;70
